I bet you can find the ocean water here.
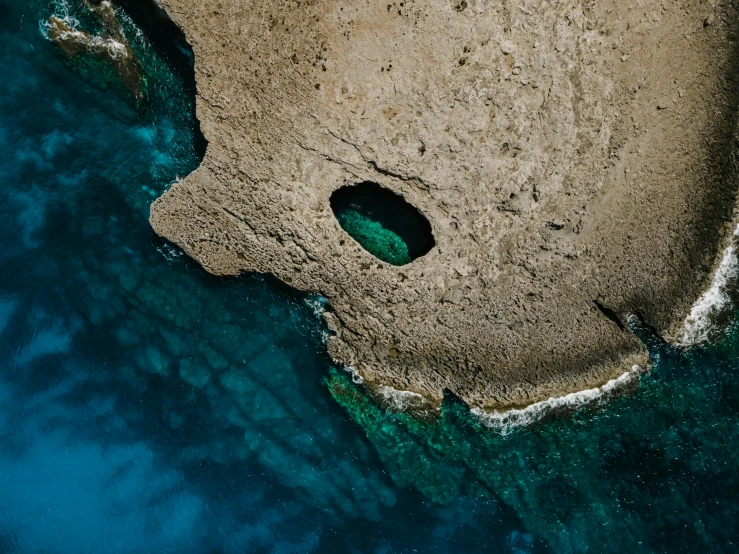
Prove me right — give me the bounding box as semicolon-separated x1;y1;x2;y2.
334;209;412;266
3;1;739;553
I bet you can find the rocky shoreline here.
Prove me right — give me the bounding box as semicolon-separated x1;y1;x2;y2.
149;0;739;410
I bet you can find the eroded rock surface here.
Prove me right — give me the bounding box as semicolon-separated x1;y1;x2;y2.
150;0;739;409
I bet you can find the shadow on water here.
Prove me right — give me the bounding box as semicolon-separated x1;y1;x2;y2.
114;0;207;158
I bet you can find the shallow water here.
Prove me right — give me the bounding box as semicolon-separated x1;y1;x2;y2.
335;209;412;266
5;0;739;552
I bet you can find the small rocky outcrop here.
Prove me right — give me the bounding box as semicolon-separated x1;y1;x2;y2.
47;0;144;101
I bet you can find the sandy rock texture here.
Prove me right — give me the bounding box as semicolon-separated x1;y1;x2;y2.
150;0;739;410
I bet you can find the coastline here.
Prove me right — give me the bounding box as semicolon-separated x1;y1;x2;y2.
472;364;646;435
680;222;739;347
457;217;739;428
149;0;739;410
350;215;739;427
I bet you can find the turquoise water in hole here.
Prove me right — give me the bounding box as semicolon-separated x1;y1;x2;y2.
4;0;739;552
336;209;412;266
330;181;435;266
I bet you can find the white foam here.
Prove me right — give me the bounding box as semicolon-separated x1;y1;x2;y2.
39;0;79;38
303;295;329;318
52;27;129;60
156;242;183;262
342;366;364;385
117;6;147;46
472;364;643;435
377;385;426;412
40;0;129;60
97;37;129;60
681;224;739;346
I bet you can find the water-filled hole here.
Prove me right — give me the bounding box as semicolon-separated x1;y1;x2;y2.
330;181;435;266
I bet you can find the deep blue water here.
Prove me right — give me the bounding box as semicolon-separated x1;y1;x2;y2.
0;1;540;552
5;1;739;553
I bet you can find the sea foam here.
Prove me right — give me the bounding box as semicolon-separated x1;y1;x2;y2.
681;225;739;346
378;385;427;411
472;365;644;435
342;366;364;384
41;0;130;61
156;241;183;263
472;222;739;432
304;294;329;317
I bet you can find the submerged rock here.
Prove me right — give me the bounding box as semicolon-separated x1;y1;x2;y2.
179;358;211;389
46;0;144;101
150;0;739;411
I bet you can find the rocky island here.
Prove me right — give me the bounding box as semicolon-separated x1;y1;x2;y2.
148;0;739;411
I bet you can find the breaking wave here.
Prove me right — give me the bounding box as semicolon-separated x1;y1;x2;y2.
681;224;739;346
378;385;428;412
472;365;644;435
304;294;329;317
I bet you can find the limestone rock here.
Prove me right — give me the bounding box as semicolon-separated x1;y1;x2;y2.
150;0;739;410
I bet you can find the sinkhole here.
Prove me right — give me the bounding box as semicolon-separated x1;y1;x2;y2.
330;181;435;266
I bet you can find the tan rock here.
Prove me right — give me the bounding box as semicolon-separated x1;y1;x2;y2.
150;0;739;410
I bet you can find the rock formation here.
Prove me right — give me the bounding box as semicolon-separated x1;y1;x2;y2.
47;0;145;101
149;0;739;410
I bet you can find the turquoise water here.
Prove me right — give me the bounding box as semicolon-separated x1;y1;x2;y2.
329;318;739;552
331;181;435;266
335;209;412;266
4;1;739;552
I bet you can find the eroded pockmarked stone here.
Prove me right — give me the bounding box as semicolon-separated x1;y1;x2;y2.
150;0;739;411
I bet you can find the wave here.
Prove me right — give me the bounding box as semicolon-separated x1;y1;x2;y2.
52;24;129;60
304;295;329;318
472;364;644;435
336;226;739;432
681;224;739;346
38;0;79;40
342;366;364;385
41;0;144;100
156;242;183;263
338;361;644;431
377;385;428;411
